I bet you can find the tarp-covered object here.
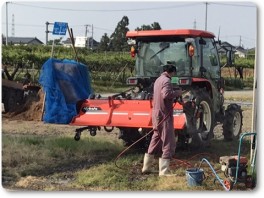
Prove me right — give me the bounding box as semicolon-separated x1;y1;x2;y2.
39;58;92;124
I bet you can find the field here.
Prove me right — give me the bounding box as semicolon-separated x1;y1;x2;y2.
1;90;256;191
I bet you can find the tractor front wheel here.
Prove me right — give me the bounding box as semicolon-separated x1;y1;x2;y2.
223;104;243;141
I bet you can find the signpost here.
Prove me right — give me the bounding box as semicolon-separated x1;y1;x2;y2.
52;22;68;36
50;21;78;61
50;22;68;58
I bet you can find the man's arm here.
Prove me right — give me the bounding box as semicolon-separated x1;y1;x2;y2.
161;80;182;99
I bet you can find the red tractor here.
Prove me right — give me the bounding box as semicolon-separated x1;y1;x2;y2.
70;29;243;149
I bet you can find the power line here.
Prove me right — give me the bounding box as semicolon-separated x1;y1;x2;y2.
11;2;202;12
220;35;256;48
2;22;114;33
220;35;255;41
71;24;114;32
2;22;43;27
209;2;256;8
93;26;113;33
10;1;255;13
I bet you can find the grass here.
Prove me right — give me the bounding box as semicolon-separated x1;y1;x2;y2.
92;81;129;93
2;134;123;188
69;138;253;191
2;131;255;191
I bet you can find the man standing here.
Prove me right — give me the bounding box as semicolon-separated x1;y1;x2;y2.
142;64;182;176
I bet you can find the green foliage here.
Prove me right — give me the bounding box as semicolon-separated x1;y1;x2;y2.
2;45;254;91
47;37;63;45
2;45;135;86
220;55;255;69
246;49;255;60
110;16;130;51
242;77;254;89
98;33;111;51
224;78;244;90
234;58;255;68
135;22;162;30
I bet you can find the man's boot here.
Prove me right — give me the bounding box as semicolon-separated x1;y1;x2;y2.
142;153;155;174
159;158;176;176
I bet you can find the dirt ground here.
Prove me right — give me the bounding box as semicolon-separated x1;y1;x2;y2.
1;90;255;191
2;89;254;137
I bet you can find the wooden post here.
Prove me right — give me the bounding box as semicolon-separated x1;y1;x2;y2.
41;91;46;121
67;26;79;62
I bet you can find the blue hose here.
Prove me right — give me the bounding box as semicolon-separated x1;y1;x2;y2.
198;158;230;191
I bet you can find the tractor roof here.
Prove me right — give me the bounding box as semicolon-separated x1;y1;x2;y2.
126;29;215;39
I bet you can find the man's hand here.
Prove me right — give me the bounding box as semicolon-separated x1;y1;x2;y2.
173;87;182;97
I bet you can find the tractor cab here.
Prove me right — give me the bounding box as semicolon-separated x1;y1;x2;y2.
127;29;221;90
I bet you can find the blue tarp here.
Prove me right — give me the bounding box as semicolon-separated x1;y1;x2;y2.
39;58;92;124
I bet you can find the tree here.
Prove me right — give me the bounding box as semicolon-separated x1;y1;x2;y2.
110;16;129;51
135;22;162;30
98;33;111;51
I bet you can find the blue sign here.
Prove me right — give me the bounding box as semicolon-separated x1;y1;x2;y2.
52;22;68;35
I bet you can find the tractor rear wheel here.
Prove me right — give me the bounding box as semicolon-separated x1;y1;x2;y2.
187;89;215;148
223;104;243;141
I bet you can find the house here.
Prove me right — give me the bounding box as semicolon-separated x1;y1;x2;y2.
62;37;98;49
216;41;236;57
235;46;247;58
218;41;236;52
87;37;99;49
6;37;44;45
61;37;73;48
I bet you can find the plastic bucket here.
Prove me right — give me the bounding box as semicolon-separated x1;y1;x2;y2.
186;168;205;186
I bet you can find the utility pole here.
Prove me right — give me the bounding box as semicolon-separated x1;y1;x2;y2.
45;21;53;45
84;24;94;49
12;14;15;36
84;24;88;37
217;26;221;41
205;2;208;31
193;19;197;29
6;2;8;45
91;24;94;49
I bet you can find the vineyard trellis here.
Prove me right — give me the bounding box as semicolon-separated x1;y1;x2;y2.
2;45;255;90
2;45;135;86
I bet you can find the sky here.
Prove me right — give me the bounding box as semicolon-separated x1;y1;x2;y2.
0;0;258;49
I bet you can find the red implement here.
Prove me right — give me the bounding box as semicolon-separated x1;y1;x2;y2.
70;98;186;129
